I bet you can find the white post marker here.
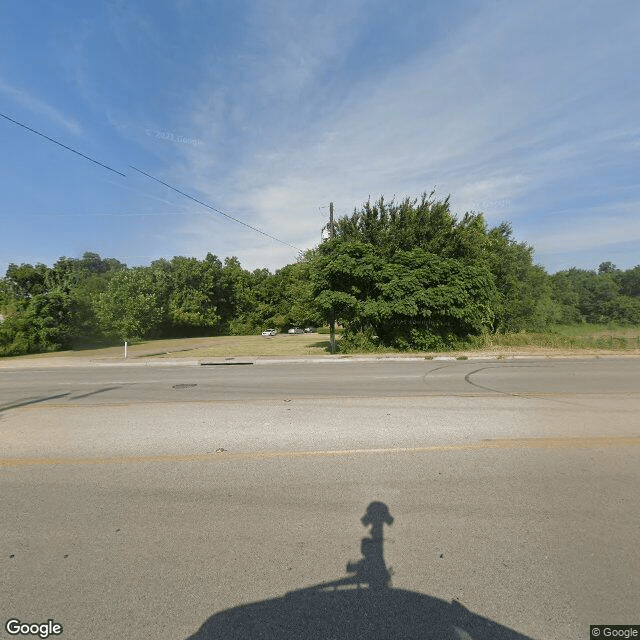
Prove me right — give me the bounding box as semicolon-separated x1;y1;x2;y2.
124;341;128;359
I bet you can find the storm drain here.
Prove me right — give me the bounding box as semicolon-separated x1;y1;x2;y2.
172;383;197;389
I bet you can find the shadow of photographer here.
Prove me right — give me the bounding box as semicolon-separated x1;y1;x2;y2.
186;501;533;639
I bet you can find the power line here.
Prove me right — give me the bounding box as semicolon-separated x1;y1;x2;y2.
0;111;126;177
0;111;303;253
130;165;303;252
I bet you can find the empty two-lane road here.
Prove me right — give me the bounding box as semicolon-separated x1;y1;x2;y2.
2;357;640;405
1;357;639;640
1;358;638;460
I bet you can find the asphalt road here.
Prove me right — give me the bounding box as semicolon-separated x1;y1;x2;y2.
1;358;639;639
4;356;640;403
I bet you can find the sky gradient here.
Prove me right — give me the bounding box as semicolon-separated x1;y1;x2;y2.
1;0;639;275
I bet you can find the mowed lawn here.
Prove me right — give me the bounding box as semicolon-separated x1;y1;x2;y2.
0;333;336;361
151;333;335;357
3;324;640;362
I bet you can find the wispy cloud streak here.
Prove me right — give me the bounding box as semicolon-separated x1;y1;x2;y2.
0;78;83;136
173;0;640;272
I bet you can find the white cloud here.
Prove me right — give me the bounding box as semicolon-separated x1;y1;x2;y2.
529;200;640;255
156;0;640;270
0;77;83;136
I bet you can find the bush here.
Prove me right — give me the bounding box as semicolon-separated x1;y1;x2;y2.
317;326;343;335
337;330;380;353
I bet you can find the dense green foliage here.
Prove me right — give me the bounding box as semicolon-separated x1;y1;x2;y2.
310;192;555;349
550;265;640;325
311;240;497;350
1;192;639;356
0;253;126;355
0;251;320;355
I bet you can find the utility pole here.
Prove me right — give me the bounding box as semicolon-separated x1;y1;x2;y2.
329;202;336;354
329;201;334;238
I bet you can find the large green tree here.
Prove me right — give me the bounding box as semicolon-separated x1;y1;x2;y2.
0;261;76;354
272;260;323;329
619;265;640;297
95;266;168;341
333;192;489;262
310;192;551;349
151;256;222;336
311;238;497;350
486;223;554;331
551;266;640;324
0;288;75;355
48;253;126;346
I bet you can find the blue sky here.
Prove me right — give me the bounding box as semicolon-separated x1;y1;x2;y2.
1;0;639;276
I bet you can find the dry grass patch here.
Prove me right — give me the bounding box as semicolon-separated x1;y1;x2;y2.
3;326;640;362
154;334;332;358
0;334;336;361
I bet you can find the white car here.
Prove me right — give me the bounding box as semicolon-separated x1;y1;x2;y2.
287;327;304;334
261;329;277;336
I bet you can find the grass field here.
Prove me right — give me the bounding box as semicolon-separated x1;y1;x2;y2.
3;324;640;361
467;325;640;352
0;333;336;360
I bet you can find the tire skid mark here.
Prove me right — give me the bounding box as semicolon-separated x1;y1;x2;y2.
464;364;585;407
421;363;456;384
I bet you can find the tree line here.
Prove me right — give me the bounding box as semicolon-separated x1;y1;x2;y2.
2;191;639;356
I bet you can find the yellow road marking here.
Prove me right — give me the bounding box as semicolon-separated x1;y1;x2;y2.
1;437;639;467
4;390;639;412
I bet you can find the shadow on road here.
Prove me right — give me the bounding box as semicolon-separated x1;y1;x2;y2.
186;502;533;640
69;385;120;400
0;386;121;412
0;392;70;413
